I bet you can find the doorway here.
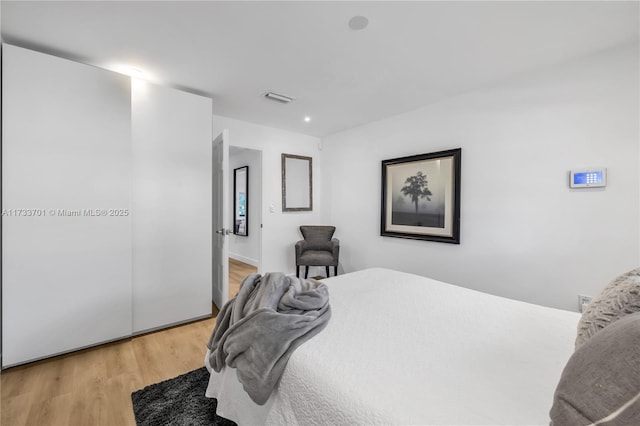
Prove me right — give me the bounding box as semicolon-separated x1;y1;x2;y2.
227;146;262;300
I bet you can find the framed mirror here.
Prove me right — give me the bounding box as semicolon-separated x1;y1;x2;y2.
282;153;312;212
233;166;249;236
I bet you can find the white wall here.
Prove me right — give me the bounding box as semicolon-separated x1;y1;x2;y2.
212;116;324;274
321;42;639;312
229;147;261;266
132;80;213;333
2;44;133;366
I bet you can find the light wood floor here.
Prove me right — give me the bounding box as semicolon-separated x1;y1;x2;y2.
0;259;257;426
228;257;257;298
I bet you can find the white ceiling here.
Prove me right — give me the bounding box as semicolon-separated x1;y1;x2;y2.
1;1;638;138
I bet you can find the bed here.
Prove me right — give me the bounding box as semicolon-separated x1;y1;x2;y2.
204;267;585;425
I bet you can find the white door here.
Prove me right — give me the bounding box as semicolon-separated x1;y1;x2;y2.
131;82;213;333
212;130;230;309
2;45;132;367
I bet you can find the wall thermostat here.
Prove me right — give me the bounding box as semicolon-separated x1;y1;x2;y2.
570;168;607;188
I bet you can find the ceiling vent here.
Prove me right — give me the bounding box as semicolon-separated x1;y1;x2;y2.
264;91;295;104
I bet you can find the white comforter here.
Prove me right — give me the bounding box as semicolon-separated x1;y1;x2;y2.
205;268;580;425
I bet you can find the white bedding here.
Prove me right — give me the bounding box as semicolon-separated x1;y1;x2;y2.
205;268;580;425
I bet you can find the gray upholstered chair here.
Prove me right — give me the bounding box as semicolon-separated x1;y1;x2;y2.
295;226;339;279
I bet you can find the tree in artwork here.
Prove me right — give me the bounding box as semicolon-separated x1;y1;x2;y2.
400;171;432;213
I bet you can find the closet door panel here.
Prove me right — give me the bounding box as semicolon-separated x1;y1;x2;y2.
2;45;133;367
132;81;212;332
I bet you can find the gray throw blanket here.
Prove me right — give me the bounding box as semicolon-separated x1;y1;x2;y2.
206;272;331;405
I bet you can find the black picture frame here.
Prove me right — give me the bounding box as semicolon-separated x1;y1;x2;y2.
233;166;249;236
381;148;461;244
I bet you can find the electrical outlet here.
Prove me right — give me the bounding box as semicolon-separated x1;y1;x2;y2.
578;295;592;313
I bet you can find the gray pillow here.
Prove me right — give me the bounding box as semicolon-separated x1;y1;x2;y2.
575;267;640;348
550;312;640;426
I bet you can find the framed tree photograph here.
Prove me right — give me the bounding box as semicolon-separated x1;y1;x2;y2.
381;148;461;244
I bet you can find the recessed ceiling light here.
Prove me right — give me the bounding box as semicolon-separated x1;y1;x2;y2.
304;116;311;123
348;15;369;31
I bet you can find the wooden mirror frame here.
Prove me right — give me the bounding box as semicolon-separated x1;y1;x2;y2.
282;153;312;212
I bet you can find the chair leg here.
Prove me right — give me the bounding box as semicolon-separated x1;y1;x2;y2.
334;266;338;276
325;266;330;277
304;266;309;279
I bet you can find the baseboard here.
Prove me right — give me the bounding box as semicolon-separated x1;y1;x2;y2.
229;253;259;267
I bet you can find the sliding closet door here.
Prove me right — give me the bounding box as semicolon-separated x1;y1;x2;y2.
2;45;133;367
131;80;212;332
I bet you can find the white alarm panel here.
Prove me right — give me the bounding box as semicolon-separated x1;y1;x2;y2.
570;168;607;188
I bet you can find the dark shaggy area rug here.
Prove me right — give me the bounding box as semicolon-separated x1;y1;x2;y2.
131;367;236;426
